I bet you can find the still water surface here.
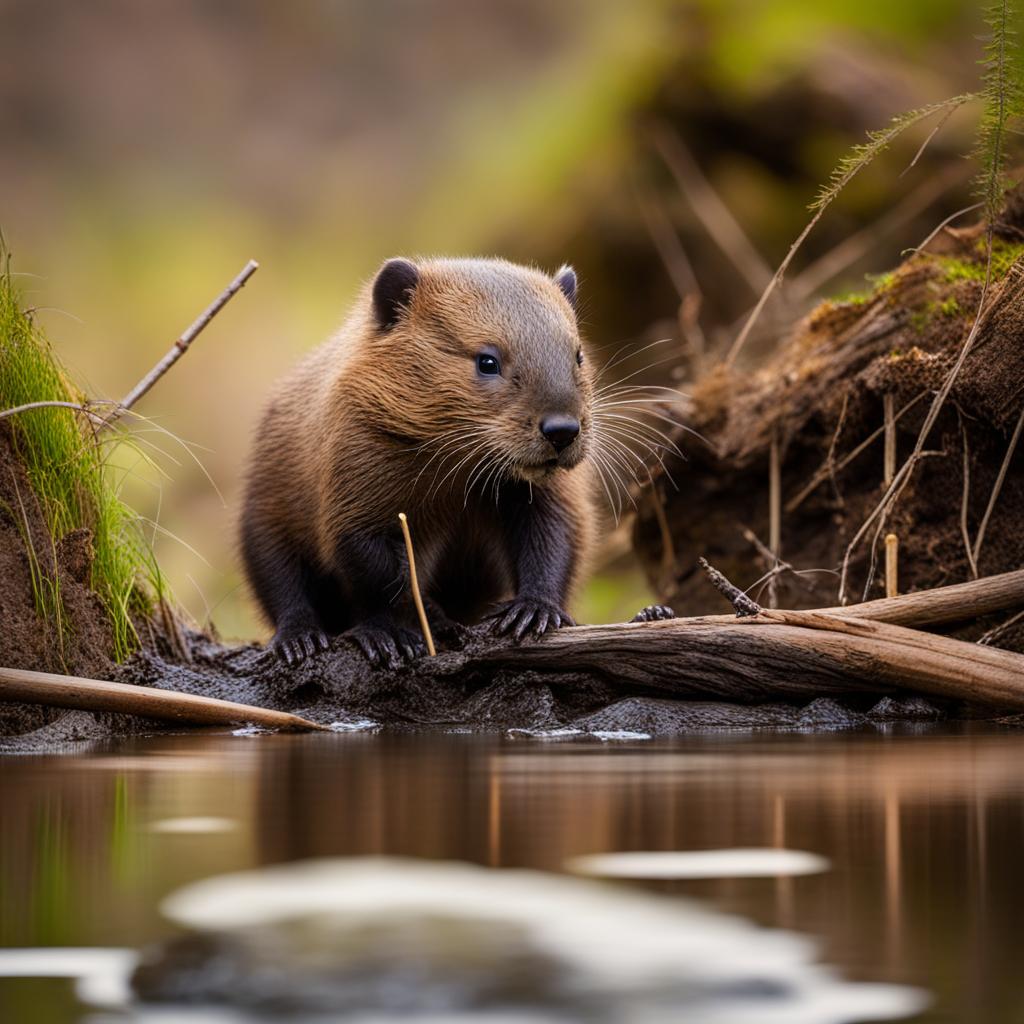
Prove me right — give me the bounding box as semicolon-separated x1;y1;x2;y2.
0;724;1021;1021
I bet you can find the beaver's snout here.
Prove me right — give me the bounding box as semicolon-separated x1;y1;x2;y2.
540;415;580;452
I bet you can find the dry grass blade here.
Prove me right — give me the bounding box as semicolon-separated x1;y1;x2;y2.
726;94;975;368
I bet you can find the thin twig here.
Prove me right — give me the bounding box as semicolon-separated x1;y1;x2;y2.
883;394;897;486
726;95;974;368
787;391;928;512
900;103;963;177
972;401;1024;568
768;426;782;609
0;400;108;426
104;259;259;427
698;556;763;617
959;415;980;579
791;163;968;300
633;183;708;370
398;512;436;656
650;123;773;295
978;608;1024;646
906;202;985;255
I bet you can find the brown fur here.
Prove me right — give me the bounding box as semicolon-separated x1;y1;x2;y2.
241;258;597;660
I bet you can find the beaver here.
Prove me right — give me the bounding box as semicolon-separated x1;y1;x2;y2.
240;257;604;667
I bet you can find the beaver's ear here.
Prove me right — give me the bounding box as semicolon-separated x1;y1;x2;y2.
373;258;419;330
554;264;577;312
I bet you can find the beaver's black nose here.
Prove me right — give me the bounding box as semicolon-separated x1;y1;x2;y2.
540;415;580;452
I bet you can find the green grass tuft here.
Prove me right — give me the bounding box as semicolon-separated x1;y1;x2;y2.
0;245;156;660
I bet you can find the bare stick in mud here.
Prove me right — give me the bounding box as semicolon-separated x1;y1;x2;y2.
0;665;330;732
104;259;259;427
399;512;436;656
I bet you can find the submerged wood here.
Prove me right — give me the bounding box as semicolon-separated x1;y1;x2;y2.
0;666;329;732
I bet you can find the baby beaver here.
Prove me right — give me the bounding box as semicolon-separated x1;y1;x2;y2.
240;257;600;667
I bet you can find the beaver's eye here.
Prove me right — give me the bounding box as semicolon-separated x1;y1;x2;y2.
476;352;501;376
576;349;584;367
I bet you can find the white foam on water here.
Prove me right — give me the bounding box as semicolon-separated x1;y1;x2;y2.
0;947;136;1007
567;848;830;879
328;718;380;732
590;730;652;742
147;817;238;834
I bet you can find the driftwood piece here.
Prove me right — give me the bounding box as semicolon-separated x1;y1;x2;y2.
0;666;329;732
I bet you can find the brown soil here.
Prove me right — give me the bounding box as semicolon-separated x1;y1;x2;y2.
634;204;1024;655
0;427;116;735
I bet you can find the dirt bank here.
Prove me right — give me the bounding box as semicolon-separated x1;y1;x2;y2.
0;427;118;737
634;205;1024;651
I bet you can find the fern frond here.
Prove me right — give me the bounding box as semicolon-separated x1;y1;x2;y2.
811;94;975;212
973;0;1024;225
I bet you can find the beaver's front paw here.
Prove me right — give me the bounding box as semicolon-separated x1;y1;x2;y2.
631;604;676;623
272;626;330;667
347;618;427;670
487;597;575;641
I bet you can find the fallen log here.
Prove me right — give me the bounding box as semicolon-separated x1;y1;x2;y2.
466;610;1024;710
3;571;1024;733
0;667;330;732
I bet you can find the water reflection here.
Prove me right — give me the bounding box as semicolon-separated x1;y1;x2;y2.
0;726;1022;1022
2;859;925;1022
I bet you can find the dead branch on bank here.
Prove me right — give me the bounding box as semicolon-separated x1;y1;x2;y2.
104;258;259;427
0;665;329;732
468;567;1024;711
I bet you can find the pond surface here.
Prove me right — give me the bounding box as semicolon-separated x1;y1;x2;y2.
0;724;1021;1022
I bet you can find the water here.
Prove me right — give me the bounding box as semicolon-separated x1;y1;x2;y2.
0;724;1021;1022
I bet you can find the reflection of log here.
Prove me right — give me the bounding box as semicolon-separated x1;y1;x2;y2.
0;666;329;732
470;609;1024;710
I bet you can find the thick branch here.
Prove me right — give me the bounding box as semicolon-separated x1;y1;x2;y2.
463;610;1024;710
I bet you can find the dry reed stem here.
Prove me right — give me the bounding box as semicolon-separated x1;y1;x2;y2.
959;415;980;579
885;533;899;598
650;124;773;295
398;512;436;656
883;394;896;486
768;427;782;609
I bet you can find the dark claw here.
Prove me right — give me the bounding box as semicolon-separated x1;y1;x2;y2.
631;604;677;623
490;598;574;642
348;621;427;669
513;609;535;642
273;627;330;666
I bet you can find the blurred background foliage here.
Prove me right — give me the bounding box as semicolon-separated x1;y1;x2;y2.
0;0;1002;639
